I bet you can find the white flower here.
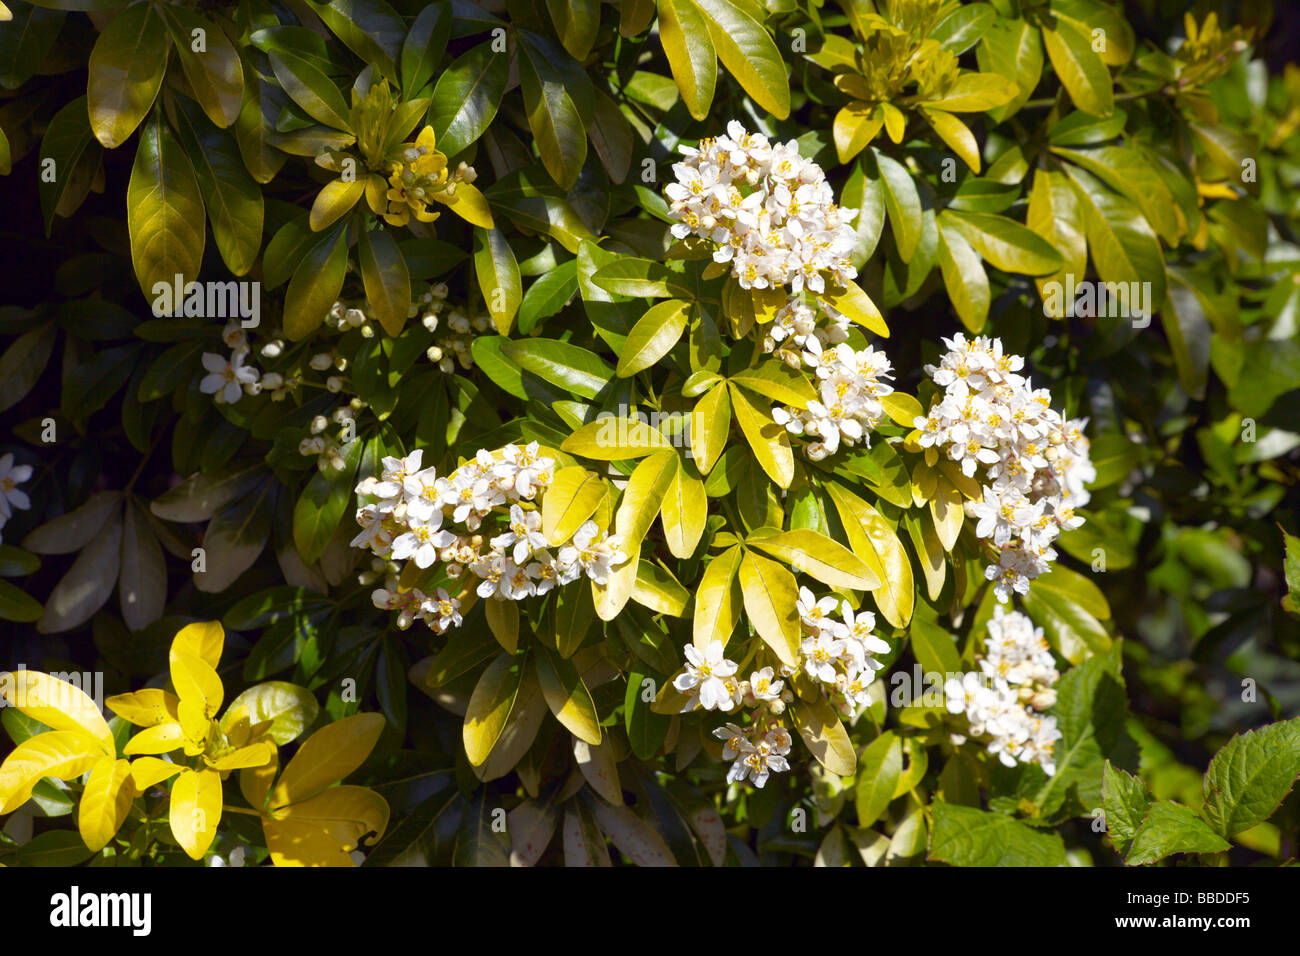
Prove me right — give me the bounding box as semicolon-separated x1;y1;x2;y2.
490;504;547;565
390;518;455;569
557;520;626;585
199;351;258;404
674;641;738;711
797;586;843;634
665;125;858;294
0;454;33;519
373;449;423;500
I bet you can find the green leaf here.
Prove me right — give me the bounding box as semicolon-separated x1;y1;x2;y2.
359;227;411;338
693;0;790;119
267;50;351;132
1126;802;1230;866
591;257;692;299
935;218;989;332
1061;164;1167;308
0;324;57;413
401;2;451;97
872;149;922;262
942;209;1064;276
473;226;521;335
158;5;244;129
0;2;64;91
0;580;43;623
518;31;591;190
518;260;579;334
500;338;613;400
928;802;1066;866
38;96;102;236
127;115;205;299
1042;18;1113;117
1032;642;1134;817
293;439;363;565
1201;717;1300;838
171;98;263;276
86;1;169;148
855;732;901;826
1101;760;1149;854
309;0;405;85
547;0;600;62
617;299;689;377
536;646;602;745
656;0;716;121
429;41;508;157
283;221;349;340
977;16;1042;120
624;668;669;760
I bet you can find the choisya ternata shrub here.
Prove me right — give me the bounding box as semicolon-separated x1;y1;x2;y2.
0;0;1298;867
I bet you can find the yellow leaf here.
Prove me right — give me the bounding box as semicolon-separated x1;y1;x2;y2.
573;736;623;804
106;688;180;728
880;101;906;143
170;652;224;720
270;712;386;808
738;550;801;667
923;109;980;173
593;542;641;621
561;417;674;460
485;597;519;653
169;620;225;670
123;722;186;756
461;655;522;767
0;670;114;754
818;280;888;337
916;513;946;601
128;756;183;791
309;177;365;231
616;298;690;377
542;465;608;546
880;392;924;428
169;767;223;860
693;544;743;651
631;559;691;616
750;286;786;324
825;482;914;628
0;731;104;814
657;0;716;121
206;740;276;772
834;102;883;163
790;694;857;776
929;479;966;552
729;383;794;489
746;527;881;590
264;785;389;866
613;450;677;553
240;750;279;811
661;459;707;558
78;757;135;852
690;383;731;475
439;181;495;229
535;647;602;745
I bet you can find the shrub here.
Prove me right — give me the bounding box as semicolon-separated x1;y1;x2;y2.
0;0;1297;867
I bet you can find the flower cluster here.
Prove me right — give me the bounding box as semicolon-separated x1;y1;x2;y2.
383;126;477;228
352;444;628;633
944;607;1062;774
666;121;859;293
673;641;797;788
671;586;893;787
795;587;891;715
412;282;491;374
762;297;850;367
913;334;1094;601
772;341;895;460
0;453;33;544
